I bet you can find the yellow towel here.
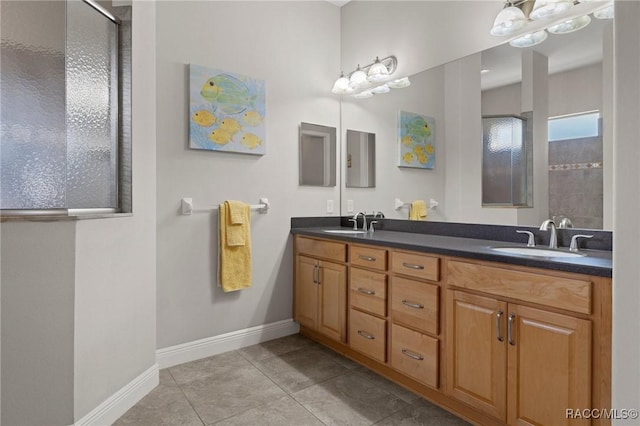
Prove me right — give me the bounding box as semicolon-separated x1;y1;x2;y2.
219;201;252;292
409;200;428;221
225;200;247;246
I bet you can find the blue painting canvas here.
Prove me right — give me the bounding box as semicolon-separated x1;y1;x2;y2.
189;64;266;155
398;110;435;169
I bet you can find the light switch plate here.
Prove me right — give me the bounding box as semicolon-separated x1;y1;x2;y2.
326;199;334;214
347;199;354;213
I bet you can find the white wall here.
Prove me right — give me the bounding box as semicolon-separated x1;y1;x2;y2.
1;222;76;425
612;1;640;423
341;66;446;220
73;0;158;420
155;1;341;349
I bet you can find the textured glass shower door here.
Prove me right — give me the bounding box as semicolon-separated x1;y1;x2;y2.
0;0;119;212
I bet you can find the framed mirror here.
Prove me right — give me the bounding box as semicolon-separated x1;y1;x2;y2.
299;122;336;187
346;129;376;188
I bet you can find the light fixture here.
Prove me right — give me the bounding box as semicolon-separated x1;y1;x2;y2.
332;55;410;99
509;29;548;47
529;0;573;20
331;72;352;95
593;5;613;19
547;14;591;34
491;4;527;36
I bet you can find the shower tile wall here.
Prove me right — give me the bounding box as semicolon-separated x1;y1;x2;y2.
548;136;603;229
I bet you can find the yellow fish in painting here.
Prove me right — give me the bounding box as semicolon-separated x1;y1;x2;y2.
208;128;232;145
200;74;255;115
242;110;263;127
402;135;413;147
220;118;242;135
241;133;262;149
413;145;425;155
402;152;414;164
417;153;429;164
425;143;434;154
192;110;217;127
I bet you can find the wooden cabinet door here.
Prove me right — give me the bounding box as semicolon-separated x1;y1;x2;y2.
507;305;591;426
318;260;347;342
446;290;507;421
295;255;318;330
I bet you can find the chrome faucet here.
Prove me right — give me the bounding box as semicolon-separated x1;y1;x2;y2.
539;219;558;249
353;212;367;231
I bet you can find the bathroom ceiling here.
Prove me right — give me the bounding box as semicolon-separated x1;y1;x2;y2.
326;0;351;7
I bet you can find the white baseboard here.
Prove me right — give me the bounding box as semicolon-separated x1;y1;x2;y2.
74;363;159;426
156;318;300;369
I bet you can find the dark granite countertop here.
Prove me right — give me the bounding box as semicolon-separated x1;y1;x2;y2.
291;226;612;278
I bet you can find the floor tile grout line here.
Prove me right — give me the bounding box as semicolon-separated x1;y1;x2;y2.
165;367;207;426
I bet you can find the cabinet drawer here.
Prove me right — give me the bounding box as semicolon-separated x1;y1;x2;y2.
350;245;387;271
349;309;386;363
391;251;440;281
447;260;592;315
350;268;387;317
391;324;439;388
296;236;346;262
391;277;439;335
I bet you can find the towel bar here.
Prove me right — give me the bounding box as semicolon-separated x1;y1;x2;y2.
181;198;270;215
394;198;439;210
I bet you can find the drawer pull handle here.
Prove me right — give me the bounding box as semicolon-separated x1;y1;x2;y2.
357;288;376;296
401;349;424;361
357;330;375;340
402;262;424;270
358;255;376;262
401;300;424;309
496;310;504;342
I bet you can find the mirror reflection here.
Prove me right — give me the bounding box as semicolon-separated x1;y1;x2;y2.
341;13;612;230
346;129;376;188
299;122;336;187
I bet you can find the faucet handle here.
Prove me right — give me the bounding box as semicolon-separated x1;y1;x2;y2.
348;218;357;230
369;220;378;233
516;230;536;247
569;234;593;252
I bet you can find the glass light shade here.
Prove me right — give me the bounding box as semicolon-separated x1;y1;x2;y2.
530;0;573;20
509;30;548;48
371;84;390;94
367;57;390;83
387;77;411;89
349;67;369;89
548;15;591;34
490;6;527;36
594;5;614;19
353;90;373;99
331;73;352;94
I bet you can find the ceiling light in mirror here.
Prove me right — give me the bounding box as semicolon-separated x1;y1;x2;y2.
530;0;573;20
388;77;411;88
368;57;390;83
490;5;527;36
371;84;390;94
349;66;369;90
509;30;548;48
593;4;613;19
548;15;591;34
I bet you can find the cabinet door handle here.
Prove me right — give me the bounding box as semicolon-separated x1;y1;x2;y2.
401;300;424;309
357;330;375;340
312;265;317;284
401;349;424;361
358;255;376;262
507;313;516;346
357;288;375;295
496;310;504;342
316;265;321;284
402;262;424;270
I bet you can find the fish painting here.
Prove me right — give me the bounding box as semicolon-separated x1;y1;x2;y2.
398;111;435;169
189;64;266;155
201;74;255;115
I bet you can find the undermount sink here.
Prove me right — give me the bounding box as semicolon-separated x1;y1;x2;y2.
323;229;367;235
491;246;585;258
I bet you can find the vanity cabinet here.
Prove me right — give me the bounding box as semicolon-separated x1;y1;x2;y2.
447;259;596;426
294;238;347;343
293;233;611;426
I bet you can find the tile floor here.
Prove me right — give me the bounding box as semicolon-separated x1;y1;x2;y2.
115;334;471;426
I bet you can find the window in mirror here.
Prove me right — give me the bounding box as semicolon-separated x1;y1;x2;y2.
549;111;599;141
346;129;375;188
482;115;531;207
299;122;336;187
